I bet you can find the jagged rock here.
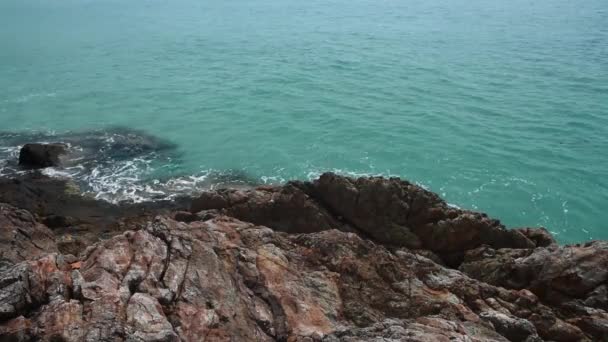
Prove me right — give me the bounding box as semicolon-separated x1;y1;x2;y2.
0;174;188;256
322;317;510;341
460;242;608;306
1;173;607;341
0;203;57;265
18;143;67;169
126;293;178;341
191;183;350;234
191;173;535;264
460;242;608;339
307;173;535;255
0;215;602;341
515;227;557;247
479;310;540;342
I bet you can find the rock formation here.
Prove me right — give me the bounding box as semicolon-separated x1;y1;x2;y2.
18;143;67;169
0;172;606;341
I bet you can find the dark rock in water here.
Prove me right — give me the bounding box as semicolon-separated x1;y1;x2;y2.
18;143;67;169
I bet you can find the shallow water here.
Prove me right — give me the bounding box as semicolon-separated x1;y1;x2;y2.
1;0;607;243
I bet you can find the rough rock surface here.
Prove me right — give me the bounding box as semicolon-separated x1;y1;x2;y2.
191;183;349;234
514;227;557;247
0;172;606;341
0;203;57;265
0;174;188;253
192;173;535;266
18;143;67;169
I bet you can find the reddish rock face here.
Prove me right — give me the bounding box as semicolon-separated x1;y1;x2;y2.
0;214;603;341
0;173;606;341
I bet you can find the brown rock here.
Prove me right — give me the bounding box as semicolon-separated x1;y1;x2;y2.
515;227;557;247
190;173;535;262
1;173;605;342
306;173;535;261
191;183;349;234
460;242;608;306
0;203;58;265
0;215;599;341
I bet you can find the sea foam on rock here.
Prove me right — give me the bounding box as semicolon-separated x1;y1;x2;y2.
0;172;606;341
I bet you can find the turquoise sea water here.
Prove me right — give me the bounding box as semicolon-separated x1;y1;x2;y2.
1;0;607;243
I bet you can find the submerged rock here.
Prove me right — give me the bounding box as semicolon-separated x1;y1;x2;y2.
18;143;67;169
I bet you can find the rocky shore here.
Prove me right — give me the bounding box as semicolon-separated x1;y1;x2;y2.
0;169;606;341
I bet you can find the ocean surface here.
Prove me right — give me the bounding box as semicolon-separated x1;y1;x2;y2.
1;0;607;243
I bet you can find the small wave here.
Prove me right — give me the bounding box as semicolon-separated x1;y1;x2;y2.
3;92;57;104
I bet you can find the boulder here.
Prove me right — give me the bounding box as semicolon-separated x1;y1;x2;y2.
18;143;67;169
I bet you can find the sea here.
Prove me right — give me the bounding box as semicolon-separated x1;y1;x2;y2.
1;0;607;243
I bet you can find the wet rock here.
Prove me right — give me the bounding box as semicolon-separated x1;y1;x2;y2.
0;174;188;253
18;143;67;169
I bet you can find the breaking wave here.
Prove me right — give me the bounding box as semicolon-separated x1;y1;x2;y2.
0;127;264;203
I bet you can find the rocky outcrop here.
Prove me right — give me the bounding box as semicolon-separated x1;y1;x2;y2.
514;227;557;247
0;212;605;341
18;143;67;169
0;174;188;254
191;183;351;234
0;172;606;341
191;173;535;266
